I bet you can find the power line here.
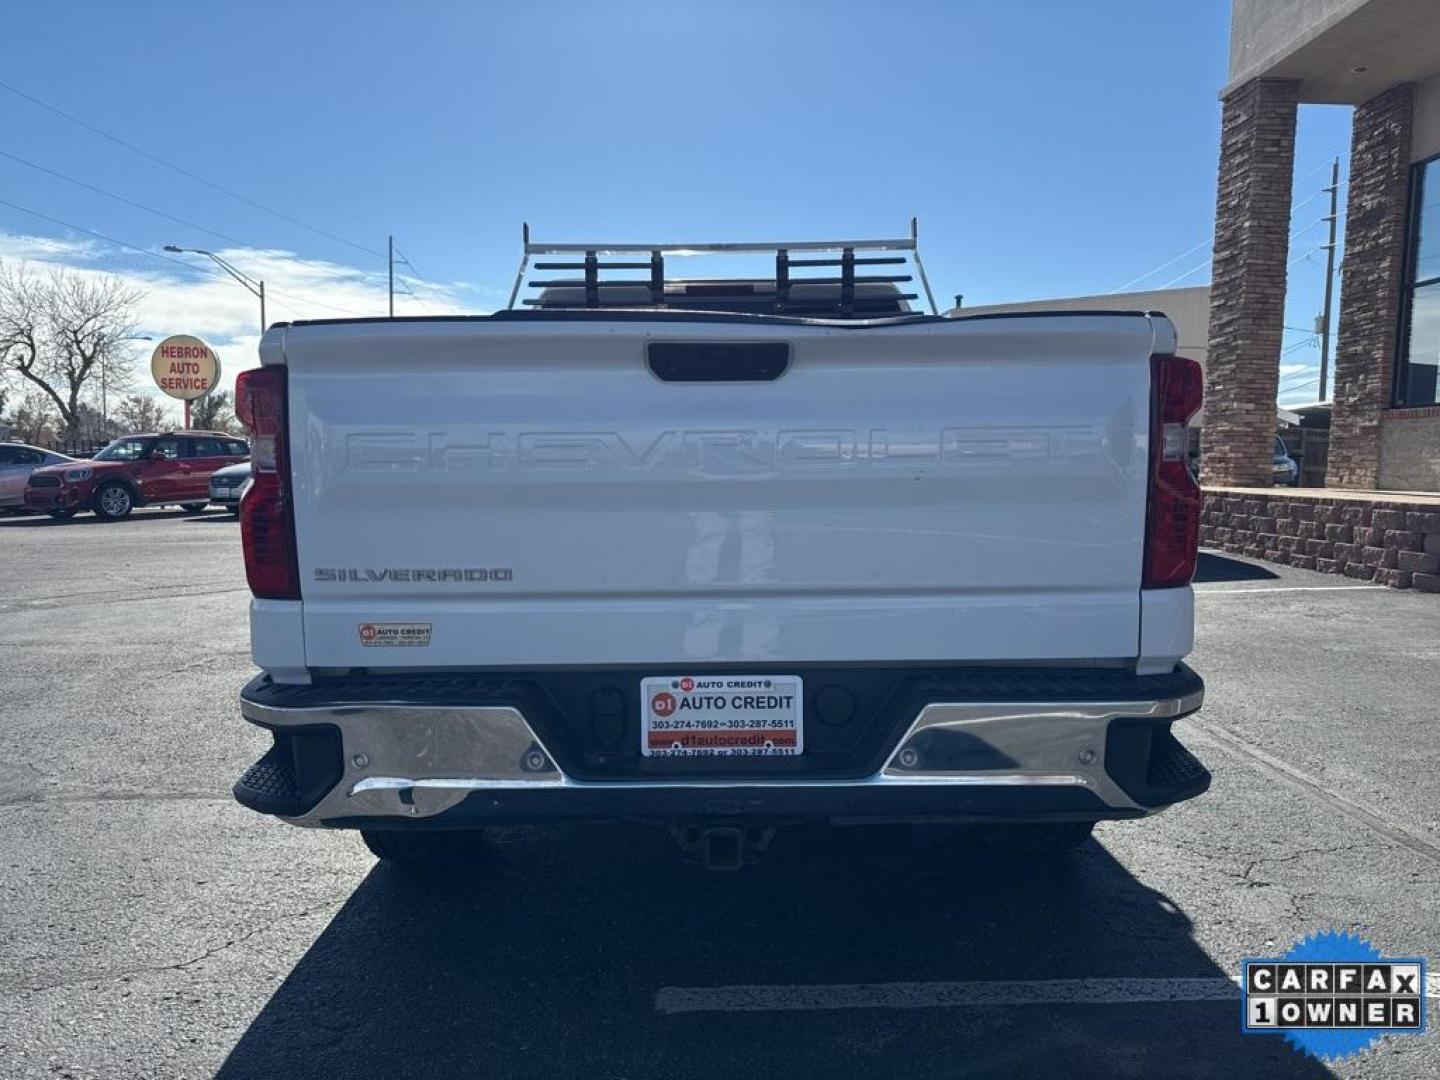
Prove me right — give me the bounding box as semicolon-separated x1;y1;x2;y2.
0;194;243;278
1152;256;1215;291
1287;184;1344;216
1;143;419;319
0;194;369;318
389;241;442;314
0;146;259;251
265;283;370;318
1108;170;1349;294
1154;223;1326;290
1109;237;1213;294
0;76;384;259
1294;156;1347;186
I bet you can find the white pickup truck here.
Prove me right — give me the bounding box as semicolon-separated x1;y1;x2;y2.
232;229;1208;870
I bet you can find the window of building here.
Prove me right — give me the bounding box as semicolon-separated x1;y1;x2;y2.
1396;155;1440;406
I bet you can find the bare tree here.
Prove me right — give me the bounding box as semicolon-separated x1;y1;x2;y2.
114;394;174;434
0;261;143;438
7;389;59;444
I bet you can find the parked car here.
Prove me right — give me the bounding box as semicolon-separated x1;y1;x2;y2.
0;443;76;513
232;234;1209;872
1274;435;1300;486
24;431;249;520
209;461;251;514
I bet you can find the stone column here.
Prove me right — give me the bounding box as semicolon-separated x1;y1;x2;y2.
1201;78;1299;488
1328;83;1415;490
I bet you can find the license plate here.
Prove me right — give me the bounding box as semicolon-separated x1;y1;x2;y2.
641;675;803;757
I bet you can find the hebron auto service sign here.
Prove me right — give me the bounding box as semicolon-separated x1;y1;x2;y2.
151;335;220;400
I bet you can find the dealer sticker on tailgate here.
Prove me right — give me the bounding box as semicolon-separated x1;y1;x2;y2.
641;675;803;757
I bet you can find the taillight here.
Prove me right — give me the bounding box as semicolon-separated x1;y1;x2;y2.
1143;355;1203;589
235;366;300;600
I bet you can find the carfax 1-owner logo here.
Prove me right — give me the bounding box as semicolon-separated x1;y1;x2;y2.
1242;930;1428;1062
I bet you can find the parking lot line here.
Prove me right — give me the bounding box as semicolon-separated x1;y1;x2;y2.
655;976;1243;1014
656;975;1440;1015
1186;723;1440;863
0;584;249;613
1193;585;1388;595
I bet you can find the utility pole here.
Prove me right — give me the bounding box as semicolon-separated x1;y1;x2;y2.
1317;157;1340;400
388;234;395;318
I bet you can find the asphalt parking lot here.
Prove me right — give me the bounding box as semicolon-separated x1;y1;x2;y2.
1;509;1437;1079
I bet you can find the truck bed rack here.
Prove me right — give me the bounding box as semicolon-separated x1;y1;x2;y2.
506;218;940;317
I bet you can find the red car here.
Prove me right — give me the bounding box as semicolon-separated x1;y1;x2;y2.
25;431;249;521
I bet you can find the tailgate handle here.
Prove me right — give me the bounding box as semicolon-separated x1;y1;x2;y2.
647;342;789;382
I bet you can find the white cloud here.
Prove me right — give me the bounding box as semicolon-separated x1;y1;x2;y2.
0;231;105;263
0;233;488;406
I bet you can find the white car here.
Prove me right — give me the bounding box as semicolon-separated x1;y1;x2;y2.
0;443;75;512
230;232;1209;871
208;461;251;514
1274;436;1300;486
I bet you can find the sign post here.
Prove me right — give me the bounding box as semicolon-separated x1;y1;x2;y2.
150;335;221;428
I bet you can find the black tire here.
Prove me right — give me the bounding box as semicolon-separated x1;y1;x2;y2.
977;821;1096;855
361;829;486;870
46;509;78;520
181;502;208;513
93;481;135;521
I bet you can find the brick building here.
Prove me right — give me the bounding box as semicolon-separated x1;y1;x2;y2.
1205;0;1440;492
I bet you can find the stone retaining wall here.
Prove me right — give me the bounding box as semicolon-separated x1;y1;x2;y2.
1200;489;1440;591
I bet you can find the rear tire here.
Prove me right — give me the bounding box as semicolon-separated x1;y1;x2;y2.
181;502;208;513
93;482;135;521
361;829;486;869
977;821;1096;854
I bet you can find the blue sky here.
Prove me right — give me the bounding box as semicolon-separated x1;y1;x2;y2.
0;0;1350;407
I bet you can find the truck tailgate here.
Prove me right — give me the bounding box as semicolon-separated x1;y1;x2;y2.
277;313;1159;668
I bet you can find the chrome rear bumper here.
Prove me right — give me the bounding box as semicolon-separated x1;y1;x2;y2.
236;675;1205;828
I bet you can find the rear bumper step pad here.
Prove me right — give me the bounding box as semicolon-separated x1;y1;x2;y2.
234;665;1207;828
